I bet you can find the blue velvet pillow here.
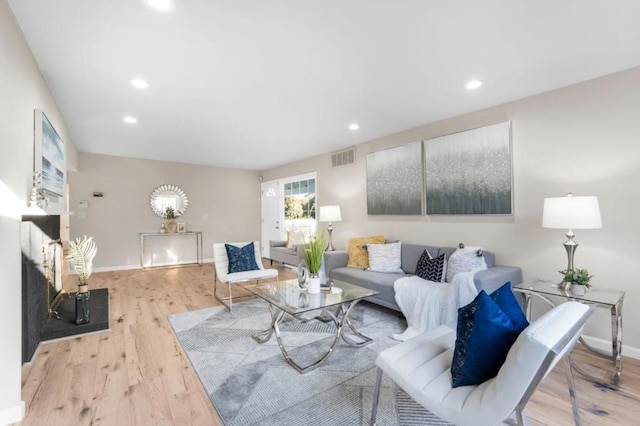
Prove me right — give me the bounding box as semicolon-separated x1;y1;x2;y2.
225;242;260;274
450;290;527;388
490;281;529;330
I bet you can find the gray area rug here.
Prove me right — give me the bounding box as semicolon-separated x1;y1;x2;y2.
168;300;452;425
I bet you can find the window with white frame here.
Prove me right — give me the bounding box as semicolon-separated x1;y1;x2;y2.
283;175;316;238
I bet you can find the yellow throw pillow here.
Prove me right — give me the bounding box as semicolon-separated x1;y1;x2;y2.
347;235;386;269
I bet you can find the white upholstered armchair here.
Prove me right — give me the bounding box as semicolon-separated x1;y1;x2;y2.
213;241;278;311
371;301;593;426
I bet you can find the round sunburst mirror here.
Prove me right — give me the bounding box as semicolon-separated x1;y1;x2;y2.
149;184;189;218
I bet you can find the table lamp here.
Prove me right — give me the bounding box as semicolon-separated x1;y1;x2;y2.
319;205;342;251
542;193;602;274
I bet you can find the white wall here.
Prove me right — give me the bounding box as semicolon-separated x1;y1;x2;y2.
262;67;640;352
0;2;77;423
69;153;262;269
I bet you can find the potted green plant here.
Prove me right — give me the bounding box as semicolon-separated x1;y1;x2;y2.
164;206;178;233
559;268;593;296
303;231;327;294
68;236;98;324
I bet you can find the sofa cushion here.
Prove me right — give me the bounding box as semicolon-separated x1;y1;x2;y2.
272;246;297;256
440;246;495;269
368;242;403;273
286;231;305;249
401;244;442;274
347;235;385;269
225;242;260;273
415;250;446;282
331;267;409;305
490;282;529;330
450;289;528;387
446;246;487;283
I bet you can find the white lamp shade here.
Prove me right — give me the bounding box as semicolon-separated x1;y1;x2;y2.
319;205;342;222
542;196;602;229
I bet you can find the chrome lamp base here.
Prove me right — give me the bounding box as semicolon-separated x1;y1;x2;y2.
326;224;335;251
559;229;578;291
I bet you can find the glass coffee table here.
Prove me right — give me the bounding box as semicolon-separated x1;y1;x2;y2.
245;279;379;373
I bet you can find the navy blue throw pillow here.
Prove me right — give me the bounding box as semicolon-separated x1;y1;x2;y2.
450;290;528;388
490;282;529;330
225;242;260;274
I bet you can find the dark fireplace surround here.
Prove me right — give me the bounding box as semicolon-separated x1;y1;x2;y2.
21;215;109;364
21;215;61;363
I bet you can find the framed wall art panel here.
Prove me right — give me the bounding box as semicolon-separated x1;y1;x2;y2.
424;121;512;215
34;109;66;198
366;142;423;215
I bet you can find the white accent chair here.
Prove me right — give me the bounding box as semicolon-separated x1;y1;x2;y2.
213;241;278;311
371;301;593;426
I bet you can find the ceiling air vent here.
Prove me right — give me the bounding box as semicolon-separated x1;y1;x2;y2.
331;147;356;168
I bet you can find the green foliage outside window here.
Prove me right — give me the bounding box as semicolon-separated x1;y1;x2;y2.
285;195;316;219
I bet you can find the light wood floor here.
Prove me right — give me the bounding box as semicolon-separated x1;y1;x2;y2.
19;263;640;425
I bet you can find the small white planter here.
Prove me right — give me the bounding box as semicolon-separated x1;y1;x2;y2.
307;276;321;294
570;283;587;296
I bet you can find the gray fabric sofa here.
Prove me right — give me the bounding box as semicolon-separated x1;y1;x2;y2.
269;240;303;266
324;243;522;312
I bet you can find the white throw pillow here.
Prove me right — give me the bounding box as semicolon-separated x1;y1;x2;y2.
446;246;487;283
286;231;305;249
367;242;403;273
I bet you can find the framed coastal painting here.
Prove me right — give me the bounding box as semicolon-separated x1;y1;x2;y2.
34;110;66;198
366;142;423;215
424;121;512;215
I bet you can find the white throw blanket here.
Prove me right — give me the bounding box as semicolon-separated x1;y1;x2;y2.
392;272;479;341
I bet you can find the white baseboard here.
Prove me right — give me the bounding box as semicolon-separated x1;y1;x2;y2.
0;401;24;426
92;258;214;273
92;264;139;273
581;334;640;360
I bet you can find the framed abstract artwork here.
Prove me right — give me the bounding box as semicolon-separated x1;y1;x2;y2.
366;142;423;215
424;121;512;215
34;109;66;198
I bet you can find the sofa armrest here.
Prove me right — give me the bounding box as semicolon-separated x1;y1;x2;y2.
474;266;523;295
270;240;287;248
324;250;348;277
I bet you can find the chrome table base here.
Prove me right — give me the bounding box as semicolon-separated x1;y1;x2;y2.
253;299;372;373
516;290;623;387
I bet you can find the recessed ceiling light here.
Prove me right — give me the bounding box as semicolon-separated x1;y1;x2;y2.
465;79;483;90
348;123;360;131
123;116;138;124
144;0;176;13
130;78;149;89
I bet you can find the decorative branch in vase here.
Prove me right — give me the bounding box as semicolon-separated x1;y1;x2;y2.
68;236;97;324
303;231;327;294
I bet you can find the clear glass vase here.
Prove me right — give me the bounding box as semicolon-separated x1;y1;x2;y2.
75;290;91;325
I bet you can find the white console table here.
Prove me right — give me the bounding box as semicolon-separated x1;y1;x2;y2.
139;231;203;269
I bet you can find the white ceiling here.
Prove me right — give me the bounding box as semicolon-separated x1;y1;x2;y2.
9;0;640;170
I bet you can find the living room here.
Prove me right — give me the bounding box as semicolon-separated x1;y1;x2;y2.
2;1;640;425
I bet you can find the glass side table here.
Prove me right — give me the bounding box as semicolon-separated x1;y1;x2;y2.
513;279;625;387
